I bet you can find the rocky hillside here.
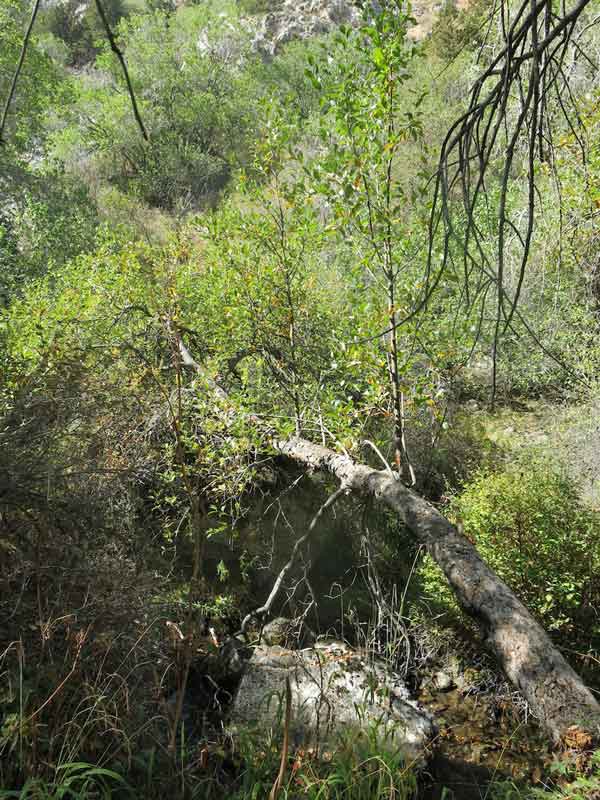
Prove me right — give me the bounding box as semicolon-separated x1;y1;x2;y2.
251;0;471;54
252;0;359;55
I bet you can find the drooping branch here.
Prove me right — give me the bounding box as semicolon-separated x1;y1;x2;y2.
418;0;597;400
0;0;42;146
275;435;600;745
0;0;149;145
94;0;149;141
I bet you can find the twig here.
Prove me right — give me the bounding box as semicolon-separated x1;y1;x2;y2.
240;487;345;635
362;439;395;478
269;675;292;800
24;626;90;723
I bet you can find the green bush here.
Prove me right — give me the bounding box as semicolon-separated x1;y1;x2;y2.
49;3;263;210
0;170;99;299
38;0;128;66
430;0;488;61
419;454;600;644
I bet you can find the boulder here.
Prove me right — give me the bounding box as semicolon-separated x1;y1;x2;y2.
230;640;435;763
261;616;294;646
249;0;454;55
260;616;316;647
433;671;455;691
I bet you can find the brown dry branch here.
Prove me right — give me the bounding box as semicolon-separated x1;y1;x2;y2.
269;674;292;800
25;625;90;724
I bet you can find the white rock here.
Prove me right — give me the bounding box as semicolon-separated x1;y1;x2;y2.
231;642;435;763
433;670;455;691
252;0;361;56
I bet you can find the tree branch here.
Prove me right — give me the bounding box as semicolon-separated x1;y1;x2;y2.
94;0;149;141
240;487;345;635
0;0;42;146
275;436;600;745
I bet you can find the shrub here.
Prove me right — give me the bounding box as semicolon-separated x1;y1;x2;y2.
39;0;128;66
0;169;99;299
419;454;600;645
430;0;488;61
50;4;263;210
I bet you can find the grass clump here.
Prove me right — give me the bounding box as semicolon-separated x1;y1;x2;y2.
230;719;419;800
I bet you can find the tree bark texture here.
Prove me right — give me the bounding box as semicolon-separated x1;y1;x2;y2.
275;436;600;745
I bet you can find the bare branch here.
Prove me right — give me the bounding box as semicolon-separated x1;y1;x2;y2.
0;0;42;146
94;0;149;141
240;486;345;635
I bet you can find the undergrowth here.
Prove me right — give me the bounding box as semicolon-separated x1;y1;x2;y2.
489;749;600;800
0;713;421;800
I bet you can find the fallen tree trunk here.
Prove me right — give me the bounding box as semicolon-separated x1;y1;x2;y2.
170;328;600;744
276;436;600;746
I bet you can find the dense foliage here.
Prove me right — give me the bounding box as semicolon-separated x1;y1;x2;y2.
2;0;600;797
420;456;600;644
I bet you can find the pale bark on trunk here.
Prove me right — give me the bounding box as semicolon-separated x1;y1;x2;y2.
275;436;600;745
171;329;600;744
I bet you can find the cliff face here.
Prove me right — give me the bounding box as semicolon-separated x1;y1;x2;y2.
250;0;470;54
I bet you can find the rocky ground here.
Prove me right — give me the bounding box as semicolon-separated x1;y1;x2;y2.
172;615;557;798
